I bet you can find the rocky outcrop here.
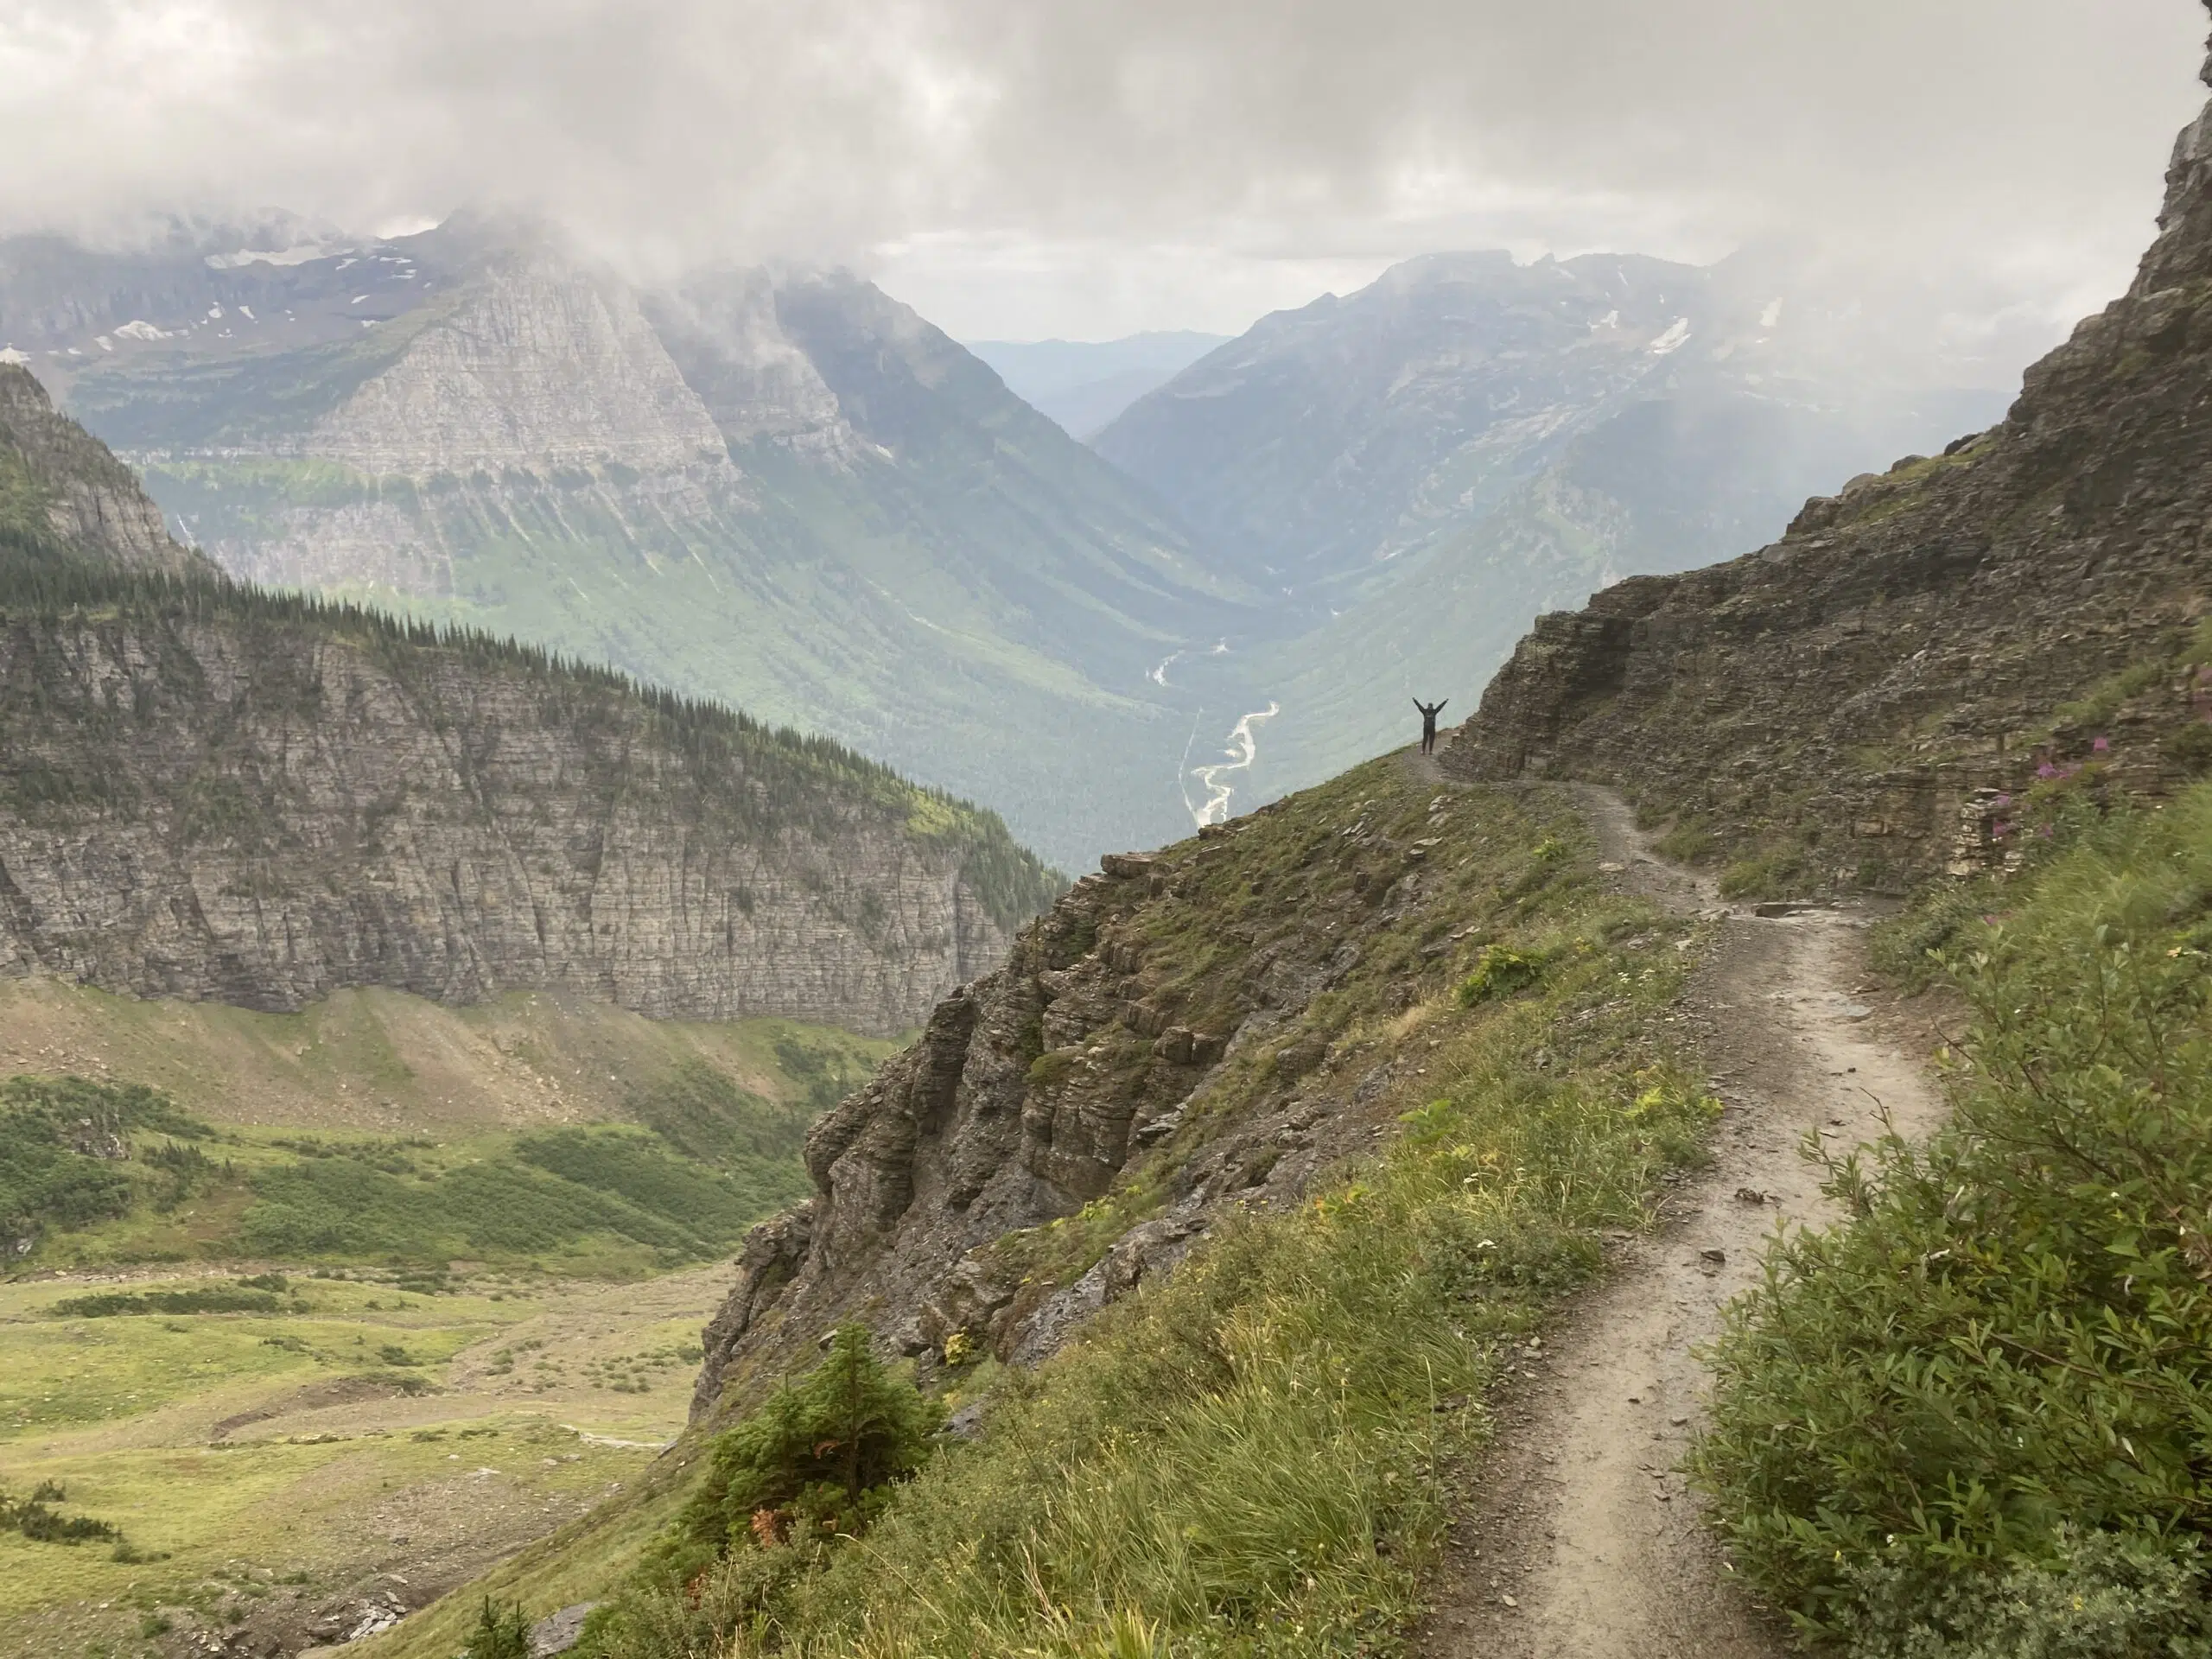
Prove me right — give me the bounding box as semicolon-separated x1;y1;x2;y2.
690;779;1481;1420
306;253;738;480
1440;19;2212;884
0;366;208;575
0;605;1027;1034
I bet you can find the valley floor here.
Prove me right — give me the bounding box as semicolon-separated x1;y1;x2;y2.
0;1260;741;1659
1413;785;1948;1656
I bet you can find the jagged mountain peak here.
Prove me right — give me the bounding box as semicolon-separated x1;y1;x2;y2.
2131;7;2212;297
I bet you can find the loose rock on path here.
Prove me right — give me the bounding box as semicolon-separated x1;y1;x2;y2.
1411;779;1948;1659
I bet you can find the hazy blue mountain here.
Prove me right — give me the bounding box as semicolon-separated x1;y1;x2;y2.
966;332;1228;440
1095;251;2012;798
2;216;1258;870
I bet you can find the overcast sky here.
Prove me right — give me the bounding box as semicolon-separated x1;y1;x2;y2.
1;0;2202;353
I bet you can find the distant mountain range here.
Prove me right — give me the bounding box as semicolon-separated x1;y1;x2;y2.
1;220;2009;859
0;215;1250;870
966;333;1228;440
1092;251;2012;797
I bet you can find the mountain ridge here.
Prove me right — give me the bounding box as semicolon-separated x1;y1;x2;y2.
0;363;1058;1036
1097;245;2013;806
6;226;1249;870
1438;48;2212;888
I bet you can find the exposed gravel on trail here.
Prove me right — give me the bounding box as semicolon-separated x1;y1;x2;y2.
1412;782;1949;1658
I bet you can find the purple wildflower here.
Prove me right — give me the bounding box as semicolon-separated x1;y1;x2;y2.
2036;762;2059;780
2093;735;2110;753
1993;793;2012;810
1992;821;2012;839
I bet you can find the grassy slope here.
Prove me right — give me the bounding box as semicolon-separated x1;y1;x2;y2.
0;1265;716;1659
1692;778;2212;1654
0;989;900;1654
0;979;880;1139
365;754;1727;1659
0;982;893;1275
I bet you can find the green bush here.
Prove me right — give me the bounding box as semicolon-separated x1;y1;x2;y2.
1693;782;2212;1649
686;1324;939;1551
579;1326;938;1656
1;1483;121;1545
1456;944;1541;1005
461;1598;533;1659
48;1287;286;1319
0;1073;216;1247
1840;1529;2212;1659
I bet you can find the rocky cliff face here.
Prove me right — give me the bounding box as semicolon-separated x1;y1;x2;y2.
0;609;1020;1033
1440;34;2212;888
690;759;1563;1420
0;389;1057;1035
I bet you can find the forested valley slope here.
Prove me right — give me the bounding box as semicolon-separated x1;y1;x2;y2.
0;364;1056;1659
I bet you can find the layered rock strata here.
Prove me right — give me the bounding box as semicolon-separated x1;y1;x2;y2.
0;374;1046;1034
0;607;1015;1033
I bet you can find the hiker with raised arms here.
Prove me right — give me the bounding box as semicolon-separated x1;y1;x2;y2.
1413;698;1448;757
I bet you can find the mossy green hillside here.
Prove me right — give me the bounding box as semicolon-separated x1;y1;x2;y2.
372;760;1728;1659
0;992;895;1274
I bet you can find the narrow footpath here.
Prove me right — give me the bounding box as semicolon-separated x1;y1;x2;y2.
1412;780;1950;1658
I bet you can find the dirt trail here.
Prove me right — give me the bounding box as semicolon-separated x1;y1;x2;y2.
1413;782;1948;1658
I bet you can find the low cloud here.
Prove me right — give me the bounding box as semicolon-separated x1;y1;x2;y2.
1;0;2202;349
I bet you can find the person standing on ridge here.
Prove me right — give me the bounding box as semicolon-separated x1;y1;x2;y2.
1414;698;1448;757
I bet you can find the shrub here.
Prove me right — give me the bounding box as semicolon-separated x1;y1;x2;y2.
1;1483;121;1545
579;1327;938;1656
1840;1529;2212;1659
1456;944;1541;1005
1693;782;2212;1648
48;1287;285;1319
685;1325;939;1551
461;1598;533;1659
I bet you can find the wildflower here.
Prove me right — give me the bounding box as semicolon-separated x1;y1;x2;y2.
1991;821;2012;839
1992;793;2012;809
2036;761;2059;780
2093;735;2110;753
